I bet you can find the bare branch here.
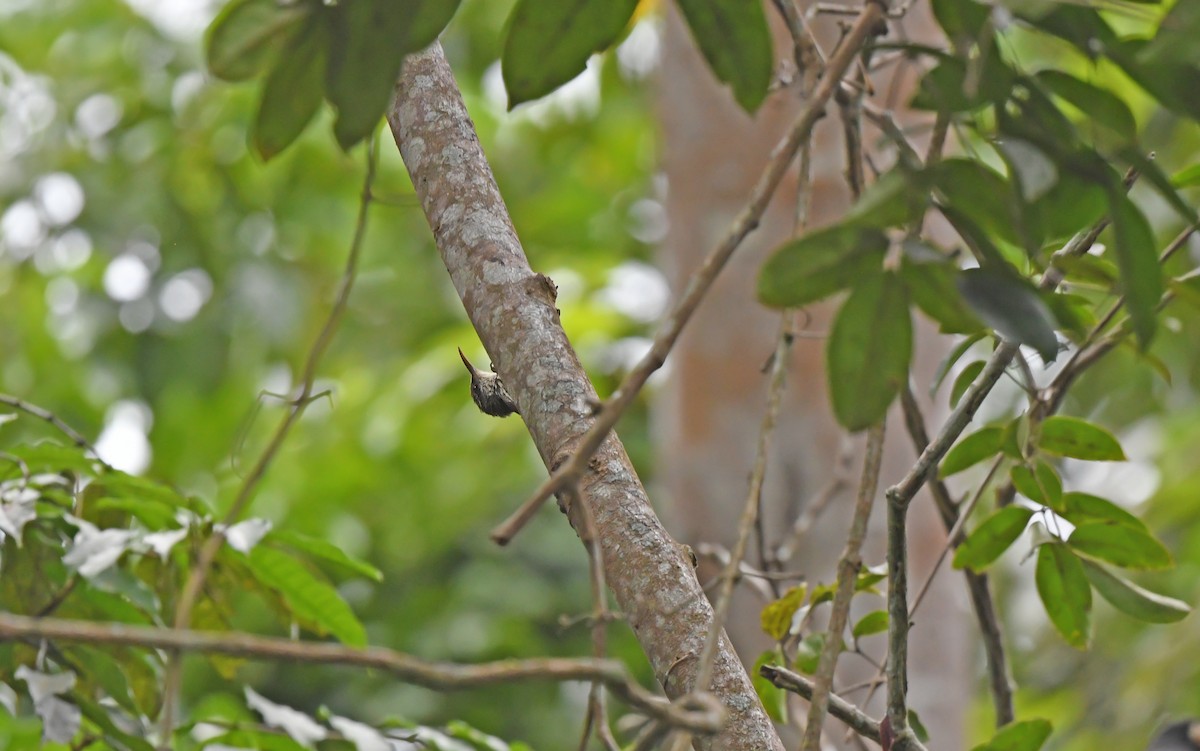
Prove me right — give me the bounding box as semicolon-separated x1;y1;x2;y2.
0;613;722;735
760;664;880;743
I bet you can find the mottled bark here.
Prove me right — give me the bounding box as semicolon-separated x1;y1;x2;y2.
385;45;784;751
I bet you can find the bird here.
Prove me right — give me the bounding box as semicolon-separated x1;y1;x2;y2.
1148;720;1200;751
458;347;519;418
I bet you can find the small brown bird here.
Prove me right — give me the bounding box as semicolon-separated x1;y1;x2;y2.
458;347;519;418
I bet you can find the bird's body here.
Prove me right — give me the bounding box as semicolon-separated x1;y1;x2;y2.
458;347;519;417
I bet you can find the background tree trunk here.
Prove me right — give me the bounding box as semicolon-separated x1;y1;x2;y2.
653;4;970;747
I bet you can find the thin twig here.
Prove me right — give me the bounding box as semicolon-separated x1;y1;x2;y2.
760;665;880;743
490;0;890;545
159;136;381;744
0;613;723;735
0;395;100;459
801;424;885;751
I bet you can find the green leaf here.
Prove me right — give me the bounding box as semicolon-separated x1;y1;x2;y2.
842;170;926;229
1117;147;1198;225
940;425;1004;477
1037;416;1125;461
1068;521;1172;570
205;0;312;82
202;730;311;751
326;0;463;149
912;53;1015;113
246;545;367;646
1139;1;1200;68
1173;163;1200;188
1081;559;1190;623
760;585;806;641
1035;542;1091;649
1060;492;1146;531
901;260;984;335
950;360;985;409
851;610;889;639
958;267;1060;363
930;332;986;395
929;159;1022;248
267;529;383;582
752;651;788;723
909;709;931;743
675;0;773;112
827;272;912;431
1010;461;1062;509
758;226;888;308
931;0;990;41
970;719;1053;751
953;506;1034;572
253;17;327;160
795;632;826;674
502;0;638;108
996;138;1058;203
1035;70;1136;142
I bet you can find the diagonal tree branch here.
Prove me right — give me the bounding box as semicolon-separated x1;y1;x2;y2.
385;44;782;751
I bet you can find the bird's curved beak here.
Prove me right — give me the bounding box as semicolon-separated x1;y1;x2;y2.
458;347;481;377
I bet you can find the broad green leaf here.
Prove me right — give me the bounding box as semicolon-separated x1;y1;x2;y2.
326;0;463;149
1033;172;1108;243
856;563;888;593
1117;147;1198;224
1060;492;1146;531
970;719;1053;751
931;0;990;40
958;266;1060;363
247;545;367;646
502;0;638;108
827;272;912;431
1069;521;1172;570
1139;1;1200;68
1109;38;1200;138
1010;461;1062;509
1051;253;1118;287
202;730;310;751
901;260;984;335
757;226;888;308
760;585;806;641
1035;542;1091;649
253;18;326;160
953;506;1034;572
996;138;1058;203
1037;416;1125;461
842;170;926;229
1035;70;1136;142
950;360;985;408
675;0;773;112
205;0;312;82
752;651;788;723
940;425;1004;477
1081;559;1190;623
912;54;1015;113
267;529;383;582
852;610;889;639
929;159;1022;247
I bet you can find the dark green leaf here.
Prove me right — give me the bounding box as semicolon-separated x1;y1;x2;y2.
958;266;1060;363
1033;172;1107;243
253;18;326;160
1081;559;1190;623
502;0;638;108
675;0;773;112
929;159;1022;248
247;546;367;646
1035;70;1136;142
1069;521;1172;570
970;719;1053;751
1139;1;1200;67
795;632;826;674
1051;254;1118;287
901;259;984;335
327;0;462;149
953;506;1034;572
1010;461;1062;509
996;138;1058;203
852;610;889;639
909;709;931;743
950;360;985;408
1109;38;1200;124
843;170;927;229
1035;542;1091;649
827;272;912;431
206;0;312;82
758;227;888;308
940;425;1004;477
912;53;1015;113
931;0;990;41
752;651;789;723
202;730;310;751
1037;416;1125;461
1173;163;1200;188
